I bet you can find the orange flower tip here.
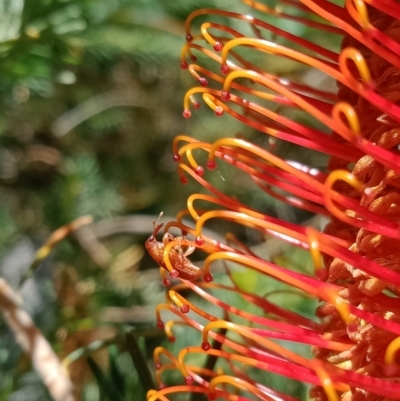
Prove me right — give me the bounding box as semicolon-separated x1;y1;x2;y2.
173;154;181;162
169;336;176;343
190;55;197;62
203;273;213;282
159;382;166;390
199;77;208;87
214;106;224;117
157;320;164;328
195;166;205;176
186;33;193;42
221;64;230;74
181;229;188;236
195;236;205;245
162;278;171;287
155;363;162;370
185;375;194;385
170;269;180;279
201;341;211;351
206;160;217;170
221;91;230;100
193;102;201;109
180;176;189;184
180;304;190;313
213;41;223;52
180;61;188;70
182;109;192;119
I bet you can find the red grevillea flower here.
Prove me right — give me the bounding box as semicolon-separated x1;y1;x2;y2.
147;1;400;400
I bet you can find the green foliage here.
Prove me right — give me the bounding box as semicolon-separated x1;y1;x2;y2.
87;356;125;401
0;205;17;255
46;154;124;227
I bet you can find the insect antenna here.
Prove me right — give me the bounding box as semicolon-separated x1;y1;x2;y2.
151;212;164;239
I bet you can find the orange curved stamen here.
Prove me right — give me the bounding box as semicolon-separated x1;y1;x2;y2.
167;290;218;322
154;346;179;367
384;336;400;364
147;389;171;401
147;386;212;401
188;193;268;223
299;0;400;68
323;170;364;225
209;375;274;401
164;321;193;342
338;47;373;86
331;102;361;142
172;280;321;332
322;169;400;238
184;87;222;111
221;68;336;132
195;210;304;245
345;0;370;29
202;251;333;297
311;359;342;401
188;64;297;105
243;0;344;34
326;171;363;193
306;226;326;280
179;142;211;171
200;22;242;48
177;347;277;385
221;37;339;79
323;288;351;324
202;320;310;368
207;138;324;192
172;135;201;158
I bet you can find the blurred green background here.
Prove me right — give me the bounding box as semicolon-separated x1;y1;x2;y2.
0;0;337;400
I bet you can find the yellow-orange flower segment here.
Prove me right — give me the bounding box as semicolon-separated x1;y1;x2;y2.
147;1;400;400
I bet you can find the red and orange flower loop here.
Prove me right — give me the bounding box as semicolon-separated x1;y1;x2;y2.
148;0;400;400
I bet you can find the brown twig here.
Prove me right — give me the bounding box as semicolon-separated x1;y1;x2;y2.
0;277;75;401
19;216;93;286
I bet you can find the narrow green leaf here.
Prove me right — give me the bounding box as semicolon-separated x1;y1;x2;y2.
108;345;125;395
86;356;124;401
125;332;155;393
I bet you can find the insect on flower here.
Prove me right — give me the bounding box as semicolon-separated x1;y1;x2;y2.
147;0;400;400
145;212;203;281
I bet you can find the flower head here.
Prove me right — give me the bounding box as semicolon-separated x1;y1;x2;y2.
148;1;400;400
